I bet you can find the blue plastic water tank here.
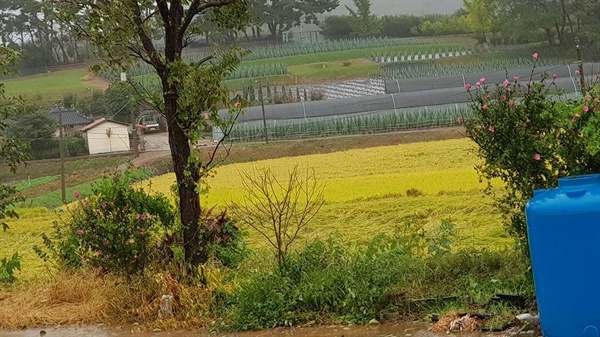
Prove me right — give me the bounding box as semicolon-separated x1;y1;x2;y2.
526;174;600;337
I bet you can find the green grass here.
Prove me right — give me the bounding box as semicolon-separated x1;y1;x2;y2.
2;68;105;101
288;59;380;81
136;59;380;91
18;167;154;209
243;45;458;67
11;176;59;192
0;155;131;183
19;180;95;209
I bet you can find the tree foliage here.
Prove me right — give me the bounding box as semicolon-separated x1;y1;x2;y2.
0;0;87;69
55;0;249;268
250;0;339;38
345;0;379;37
4;102;59;160
463;0;497;43
0;46;28;232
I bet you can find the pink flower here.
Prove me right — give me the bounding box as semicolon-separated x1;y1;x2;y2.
575;70;581;76
500;95;506;101
534;153;541;161
136;213;147;221
571;119;576;124
553;73;558;79
73;191;80;198
482;104;488;111
456;117;463;124
594;98;600;103
480;77;486;84
584;105;590;113
532;52;539;60
76;229;84;236
575;113;581;118
465;83;471;91
513;76;519;82
82;198;89;206
503;79;510;87
488;125;495;133
101;202;107;209
509;99;515;106
476;81;481;86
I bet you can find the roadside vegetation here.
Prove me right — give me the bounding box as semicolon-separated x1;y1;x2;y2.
1;0;600;334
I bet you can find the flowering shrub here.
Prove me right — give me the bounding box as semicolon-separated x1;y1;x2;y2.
461;53;600;253
35;169;176;275
203;206;248;268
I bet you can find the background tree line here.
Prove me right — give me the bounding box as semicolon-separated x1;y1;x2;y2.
320;0;600;57
0;0;92;72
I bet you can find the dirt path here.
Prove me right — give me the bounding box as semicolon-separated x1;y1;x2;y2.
0;321;500;337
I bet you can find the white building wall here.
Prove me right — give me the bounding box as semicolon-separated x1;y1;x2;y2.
85;121;130;155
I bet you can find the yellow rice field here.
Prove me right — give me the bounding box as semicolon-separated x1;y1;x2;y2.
149;138;509;249
3;138;510;281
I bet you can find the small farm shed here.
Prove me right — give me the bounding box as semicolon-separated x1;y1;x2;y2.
81;118;131;155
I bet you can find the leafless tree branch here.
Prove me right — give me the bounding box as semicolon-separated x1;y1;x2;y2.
230;165;325;267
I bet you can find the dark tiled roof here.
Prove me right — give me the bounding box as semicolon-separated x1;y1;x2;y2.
50;109;94;126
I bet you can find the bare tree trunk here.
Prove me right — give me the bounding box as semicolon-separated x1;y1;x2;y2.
554;21;565;45
268;22;278;39
58;24;70;63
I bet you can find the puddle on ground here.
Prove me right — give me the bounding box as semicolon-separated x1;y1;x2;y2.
0;321;501;337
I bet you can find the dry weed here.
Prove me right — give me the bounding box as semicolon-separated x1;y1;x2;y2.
0;271;158;329
428;312;483;333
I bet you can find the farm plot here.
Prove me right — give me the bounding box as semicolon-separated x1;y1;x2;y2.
370;47;472;63
4;138;508;280
228;103;470;141
378;57;569;80
101;41;466;82
147;137;508;251
313;78;386;99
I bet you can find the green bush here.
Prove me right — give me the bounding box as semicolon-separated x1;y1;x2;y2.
225;220;529;331
226;220;458;330
0;252;21;283
462;56;600;253
34;169;176;275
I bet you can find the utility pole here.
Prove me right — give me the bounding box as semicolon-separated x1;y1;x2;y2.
575;36;586;93
131;106;138;158
58;107;66;204
259;82;268;144
121;72;138;157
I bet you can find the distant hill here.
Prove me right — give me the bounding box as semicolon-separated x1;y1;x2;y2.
332;0;464;15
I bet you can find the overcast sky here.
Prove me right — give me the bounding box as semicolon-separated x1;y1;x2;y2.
332;0;464;16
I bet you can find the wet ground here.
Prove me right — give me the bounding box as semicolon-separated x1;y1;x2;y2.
0;322;500;337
